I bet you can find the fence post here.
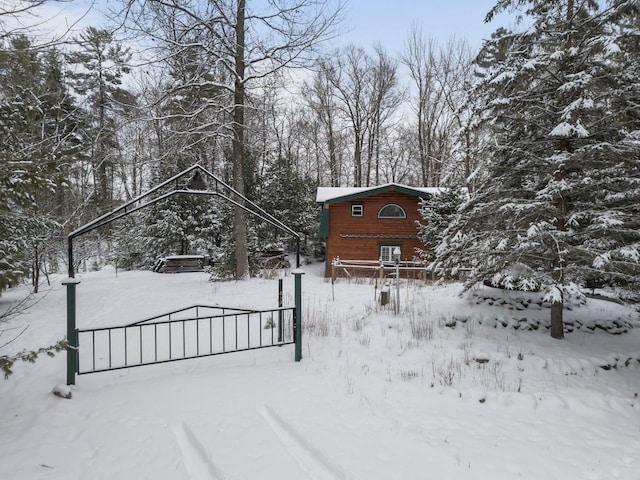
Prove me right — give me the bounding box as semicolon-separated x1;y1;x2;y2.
292;269;304;362
62;278;81;386
278;278;284;342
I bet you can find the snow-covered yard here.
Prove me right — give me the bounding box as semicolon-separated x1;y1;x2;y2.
1;262;639;479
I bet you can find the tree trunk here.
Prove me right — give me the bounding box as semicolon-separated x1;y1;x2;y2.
550;300;564;339
418;104;427;185
365;136;372;187
233;0;249;280
354;132;362;187
327;121;339;187
32;245;40;294
374;119;381;185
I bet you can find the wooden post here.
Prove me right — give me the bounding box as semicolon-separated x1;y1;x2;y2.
393;248;401;315
331;258;337;301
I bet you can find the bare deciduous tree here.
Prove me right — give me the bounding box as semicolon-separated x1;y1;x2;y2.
366;44;403;186
121;0;346;278
302;59;343;186
327;45;373;187
402;25;460;187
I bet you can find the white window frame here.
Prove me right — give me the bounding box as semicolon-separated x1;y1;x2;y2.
378;203;406;219
351;203;364;217
380;245;401;264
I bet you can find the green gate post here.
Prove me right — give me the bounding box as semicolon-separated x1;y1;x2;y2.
278;278;284;343
62;278;81;385
292;269;304;362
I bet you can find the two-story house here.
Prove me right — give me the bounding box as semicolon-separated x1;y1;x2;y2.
316;183;441;277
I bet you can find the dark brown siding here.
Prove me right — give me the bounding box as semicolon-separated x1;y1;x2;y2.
324;191;424;276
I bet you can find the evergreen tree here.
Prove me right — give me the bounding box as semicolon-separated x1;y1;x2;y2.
66;27;135;212
436;0;640;338
0;35;62;293
39;46;87;224
416;188;465;263
138;165;227;267
142;195;223;261
258;153;318;248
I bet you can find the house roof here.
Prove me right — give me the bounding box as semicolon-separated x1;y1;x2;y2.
316;183;443;204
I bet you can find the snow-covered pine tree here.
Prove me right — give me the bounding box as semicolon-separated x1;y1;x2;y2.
66;27;135;213
435;0;640;339
416;187;465;263
141;190;226;263
0;36;63;294
258;153;318;246
208;151;318;278
0;35;72;375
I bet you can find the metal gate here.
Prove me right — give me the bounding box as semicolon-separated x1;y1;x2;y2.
76;304;296;375
63;165;306;385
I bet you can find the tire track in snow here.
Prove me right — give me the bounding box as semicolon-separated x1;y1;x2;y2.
171;422;227;480
261;405;349;480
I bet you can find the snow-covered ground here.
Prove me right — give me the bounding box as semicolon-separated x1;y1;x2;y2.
1;262;639;480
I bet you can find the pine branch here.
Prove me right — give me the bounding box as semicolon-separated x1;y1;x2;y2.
0;339;68;379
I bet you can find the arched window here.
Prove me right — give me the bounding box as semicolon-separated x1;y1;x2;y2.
378;203;406;219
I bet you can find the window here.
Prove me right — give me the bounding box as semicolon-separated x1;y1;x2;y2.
351;203;363;217
378;203;406;219
380;245;401;263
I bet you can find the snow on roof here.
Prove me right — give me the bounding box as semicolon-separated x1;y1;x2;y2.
316;183;444;203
